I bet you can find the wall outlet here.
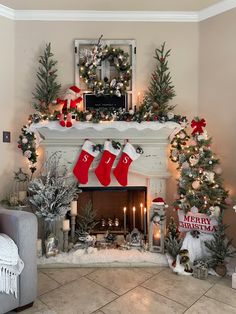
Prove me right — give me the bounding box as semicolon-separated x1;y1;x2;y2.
3;131;11;143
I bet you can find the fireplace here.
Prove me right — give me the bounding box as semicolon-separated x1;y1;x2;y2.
77;186;147;234
34;121;181;256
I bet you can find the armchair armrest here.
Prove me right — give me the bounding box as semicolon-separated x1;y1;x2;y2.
0;207;38;307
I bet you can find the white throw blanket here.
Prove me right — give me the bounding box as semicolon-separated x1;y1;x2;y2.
0;233;24;297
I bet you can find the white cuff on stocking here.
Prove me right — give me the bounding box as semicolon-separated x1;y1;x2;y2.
104;140;121;156
123;142;141;161
82;140;100;157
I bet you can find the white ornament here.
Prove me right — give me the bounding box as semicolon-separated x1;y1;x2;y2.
167;111;174;120
129;109;134;115
203;171;215;183
115;89;121;97
86;113;92;121
209;206;220;218
22;137;28;144
190;206;199;214
24;150;32;158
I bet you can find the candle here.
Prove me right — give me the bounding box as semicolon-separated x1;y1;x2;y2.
18;190;27;202
140;203;143;230
123;207;127;235
153;230;161;246
133;206;136;229
232;273;236;289
137;91;141;106
144;207;147;236
36;239;42;258
63;219;70;231
71;201;77;216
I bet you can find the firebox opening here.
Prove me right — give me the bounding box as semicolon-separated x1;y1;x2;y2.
77;186;147;234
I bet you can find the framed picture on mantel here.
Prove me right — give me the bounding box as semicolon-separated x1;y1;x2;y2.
75;39;136;110
84;93;127;111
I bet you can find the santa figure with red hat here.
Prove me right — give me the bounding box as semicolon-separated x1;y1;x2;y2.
57;85;83;127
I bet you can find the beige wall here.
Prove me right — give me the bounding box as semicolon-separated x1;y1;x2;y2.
13;20;199;168
199;9;236;244
0;16;15;199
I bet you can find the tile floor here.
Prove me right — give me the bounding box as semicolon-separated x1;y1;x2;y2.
12;267;236;314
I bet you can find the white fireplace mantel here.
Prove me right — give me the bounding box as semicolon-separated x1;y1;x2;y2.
31;121;181;204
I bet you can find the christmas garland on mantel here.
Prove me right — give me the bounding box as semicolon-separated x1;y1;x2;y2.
18;113;187;174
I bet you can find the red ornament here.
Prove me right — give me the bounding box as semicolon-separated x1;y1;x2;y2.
191;118;206;135
153;116;158;121
18;144;22;149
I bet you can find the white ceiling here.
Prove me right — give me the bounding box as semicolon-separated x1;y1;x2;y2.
0;0;223;11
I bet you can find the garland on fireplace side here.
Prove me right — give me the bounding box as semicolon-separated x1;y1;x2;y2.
18;41;187;173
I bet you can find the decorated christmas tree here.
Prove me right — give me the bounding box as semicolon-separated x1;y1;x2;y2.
170;117;229;214
140;42;176;119
33;43;61;113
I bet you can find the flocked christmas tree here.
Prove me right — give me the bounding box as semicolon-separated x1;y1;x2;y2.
139;42;176;120
33;43;61;113
75;200;99;236
204;211;235;272
165;217;183;261
170;117;229;214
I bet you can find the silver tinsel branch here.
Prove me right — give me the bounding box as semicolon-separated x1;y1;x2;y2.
28;152;80;220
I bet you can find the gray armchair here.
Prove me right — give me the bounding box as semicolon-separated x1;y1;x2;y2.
0;207;37;314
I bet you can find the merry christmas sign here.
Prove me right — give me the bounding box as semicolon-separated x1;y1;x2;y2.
178;210;218;234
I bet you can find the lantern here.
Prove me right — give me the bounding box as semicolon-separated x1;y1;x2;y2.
149;197;167;253
9;168;29;206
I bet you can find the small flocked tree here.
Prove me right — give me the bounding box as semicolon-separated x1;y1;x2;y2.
140;42;176;119
165;217;183;262
170;117;228;214
76;200;99;235
33;43;61;113
204;212;235;271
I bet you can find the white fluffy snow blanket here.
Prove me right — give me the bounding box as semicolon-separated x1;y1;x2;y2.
0;233;24;297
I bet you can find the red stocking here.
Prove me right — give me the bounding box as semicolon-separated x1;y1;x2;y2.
113;142;142;186
73;140;100;184
95;140;121;186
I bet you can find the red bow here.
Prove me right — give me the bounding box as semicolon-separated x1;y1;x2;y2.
191;118;206;135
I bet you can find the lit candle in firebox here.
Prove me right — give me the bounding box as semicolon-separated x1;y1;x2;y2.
144;207;147;237
123;207;127;235
140;203;143;229
133;206;136;229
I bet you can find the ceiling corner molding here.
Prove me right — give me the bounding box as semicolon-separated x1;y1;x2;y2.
0;1;236;22
14;10;198;22
0;4;15;20
199;0;236;21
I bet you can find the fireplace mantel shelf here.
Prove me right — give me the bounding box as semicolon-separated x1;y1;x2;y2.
30;121;182;144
